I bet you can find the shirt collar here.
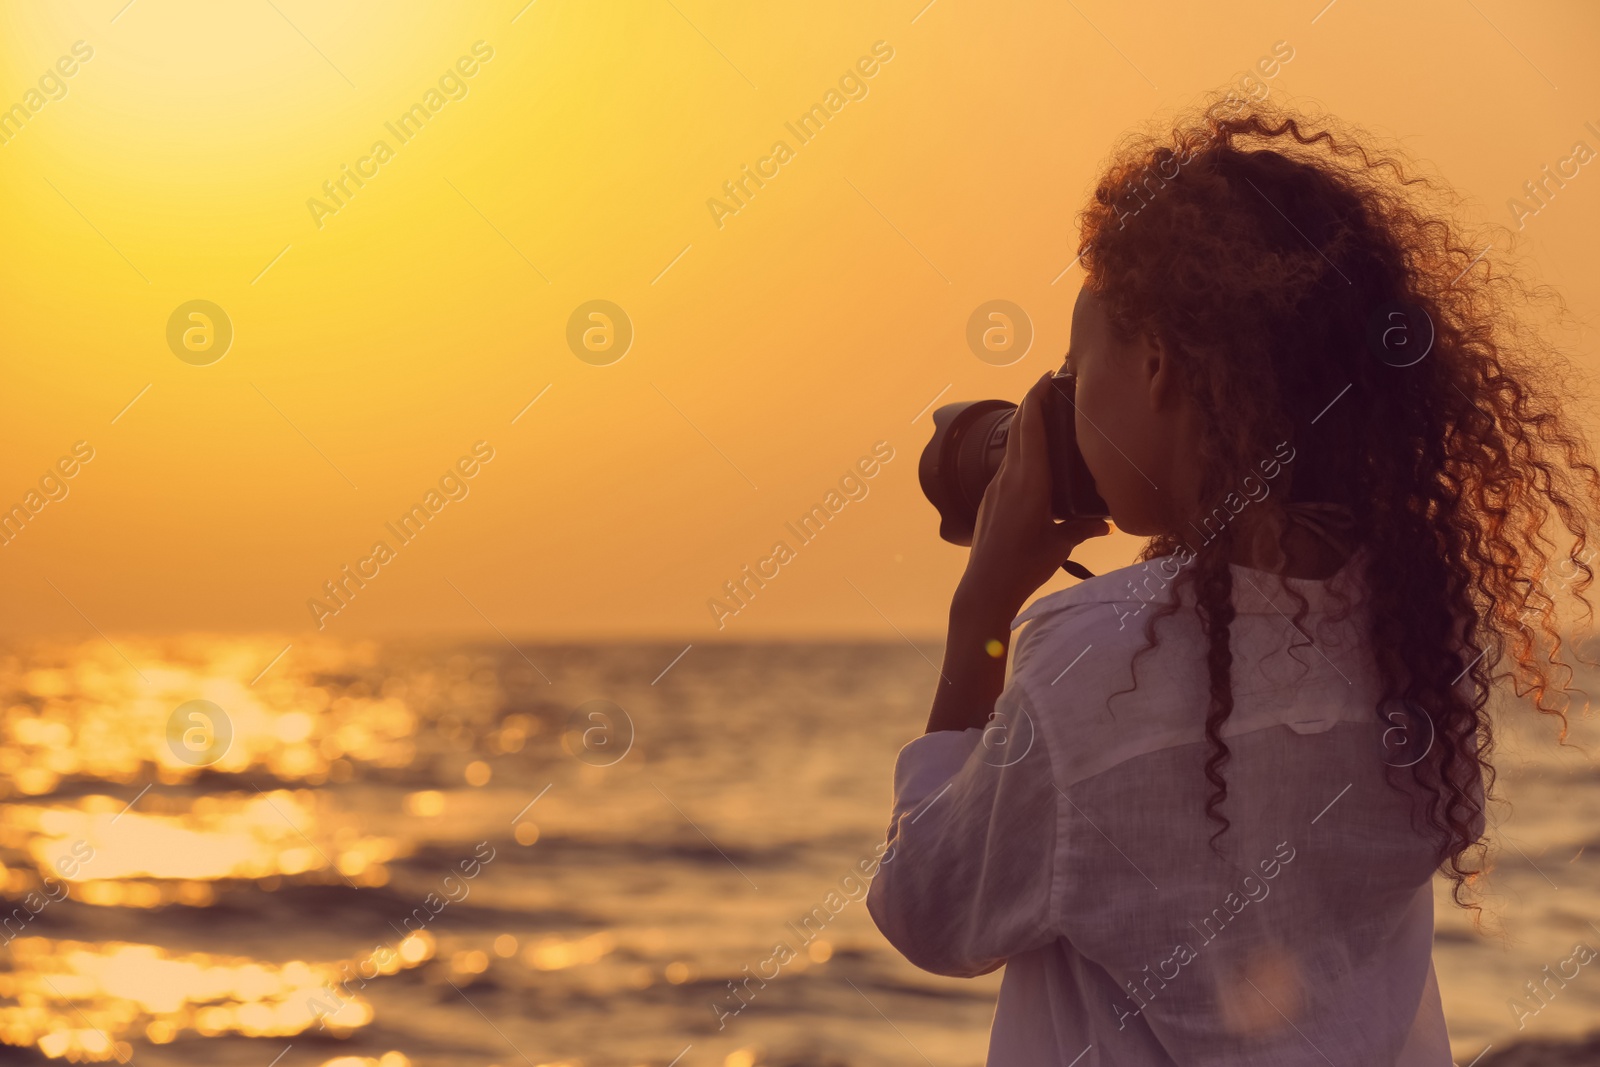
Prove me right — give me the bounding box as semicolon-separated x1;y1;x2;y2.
1010;554;1185;630
1009;546;1370;631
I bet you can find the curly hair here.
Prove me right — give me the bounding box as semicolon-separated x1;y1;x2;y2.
1075;92;1600;915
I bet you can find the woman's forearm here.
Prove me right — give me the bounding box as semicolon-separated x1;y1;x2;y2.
924;595;1015;734
918;373;1107;734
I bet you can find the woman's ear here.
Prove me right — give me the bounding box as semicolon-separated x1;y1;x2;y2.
1143;332;1181;412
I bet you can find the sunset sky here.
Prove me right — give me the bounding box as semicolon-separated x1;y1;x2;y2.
0;0;1596;641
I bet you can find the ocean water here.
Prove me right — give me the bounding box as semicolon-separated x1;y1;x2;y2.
0;636;1596;1067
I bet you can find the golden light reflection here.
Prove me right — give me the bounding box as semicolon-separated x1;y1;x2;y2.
450;949;489;976
0;639;517;1061
404;790;445;817
317;1055;412;1067
5;791;398;886
0;936;429;1061
523;931;615;972
0;639;429;798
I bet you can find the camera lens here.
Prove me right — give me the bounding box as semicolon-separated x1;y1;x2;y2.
919;375;1109;553
917;399;1017;546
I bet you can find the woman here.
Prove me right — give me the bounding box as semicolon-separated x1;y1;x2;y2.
866;98;1599;1065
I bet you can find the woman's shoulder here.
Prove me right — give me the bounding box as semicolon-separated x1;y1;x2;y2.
1002;558;1199;776
1003;550;1379;787
1009;547;1374;674
1008;553;1193;676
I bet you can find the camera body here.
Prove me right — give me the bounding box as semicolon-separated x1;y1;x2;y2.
918;372;1111;546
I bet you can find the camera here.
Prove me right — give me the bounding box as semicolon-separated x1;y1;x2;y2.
918;372;1109;573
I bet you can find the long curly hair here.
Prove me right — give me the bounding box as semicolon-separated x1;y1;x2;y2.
1076;93;1600;914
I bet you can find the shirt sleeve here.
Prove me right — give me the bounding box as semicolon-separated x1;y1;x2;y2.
865;681;1063;978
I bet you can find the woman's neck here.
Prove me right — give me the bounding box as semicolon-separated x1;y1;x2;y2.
1225;507;1355;580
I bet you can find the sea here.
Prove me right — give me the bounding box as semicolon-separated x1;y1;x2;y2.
0;636;1597;1067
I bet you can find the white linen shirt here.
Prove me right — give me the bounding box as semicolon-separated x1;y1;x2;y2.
867;550;1479;1066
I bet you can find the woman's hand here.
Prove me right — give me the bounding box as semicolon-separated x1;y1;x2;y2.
955;372;1111;624
924;372;1109;734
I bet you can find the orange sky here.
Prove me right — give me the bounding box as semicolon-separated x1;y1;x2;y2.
0;0;1596;640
